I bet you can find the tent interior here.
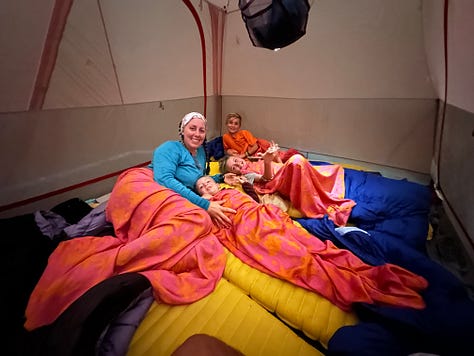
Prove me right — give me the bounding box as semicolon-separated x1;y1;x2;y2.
1;0;473;354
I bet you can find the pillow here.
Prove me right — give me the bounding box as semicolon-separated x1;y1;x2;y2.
209;161;221;175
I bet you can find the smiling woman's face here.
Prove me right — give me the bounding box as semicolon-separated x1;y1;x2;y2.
182;117;206;153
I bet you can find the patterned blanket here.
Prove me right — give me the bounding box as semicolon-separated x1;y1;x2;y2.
244;154;355;225
210;187;427;312
25;168;225;330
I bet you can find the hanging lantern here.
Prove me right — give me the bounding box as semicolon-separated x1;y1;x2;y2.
239;0;310;50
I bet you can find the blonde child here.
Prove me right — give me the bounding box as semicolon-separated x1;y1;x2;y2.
222;112;283;163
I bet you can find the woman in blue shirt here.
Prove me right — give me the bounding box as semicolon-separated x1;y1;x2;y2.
149;112;235;228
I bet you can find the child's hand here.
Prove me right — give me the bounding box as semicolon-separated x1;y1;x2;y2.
263;142;279;163
224;173;237;185
262;150;276;163
267;141;280;154
224;173;248;186
237;175;248;183
224;173;241;186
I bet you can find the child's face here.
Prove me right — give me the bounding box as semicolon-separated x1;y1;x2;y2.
225;156;246;174
226;117;241;134
196;176;220;196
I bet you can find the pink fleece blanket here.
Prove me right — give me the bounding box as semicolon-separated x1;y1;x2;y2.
25;168;225;330
209;187;428;312
243;154;356;225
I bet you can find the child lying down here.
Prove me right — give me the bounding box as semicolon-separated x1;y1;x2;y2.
195;175;428;312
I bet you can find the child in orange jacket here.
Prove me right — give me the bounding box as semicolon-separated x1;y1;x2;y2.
222;112;283;163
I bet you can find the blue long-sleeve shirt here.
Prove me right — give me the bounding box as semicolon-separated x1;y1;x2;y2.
149;141;221;210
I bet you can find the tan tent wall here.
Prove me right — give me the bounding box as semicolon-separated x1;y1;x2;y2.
436;105;474;257
423;0;474;257
0;0;220;216
0;0;55;112
221;0;436;172
221;97;435;173
0;0;439;212
0;96;221;217
41;0;218;109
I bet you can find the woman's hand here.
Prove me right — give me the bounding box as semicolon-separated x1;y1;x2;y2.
207;200;236;228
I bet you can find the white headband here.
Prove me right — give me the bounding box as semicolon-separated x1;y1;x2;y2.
180;112;206;134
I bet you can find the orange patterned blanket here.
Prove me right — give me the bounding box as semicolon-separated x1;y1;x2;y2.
209;187;428;312
244;154;356;225
25;168;225;330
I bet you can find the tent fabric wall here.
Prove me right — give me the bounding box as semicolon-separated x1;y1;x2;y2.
41;0;122;109
422;0;474;253
0;96;222;218
436;104;474;258
223;0;436;99
221;96;436;173
0;0;55;112
220;0;436;173
42;0;215;109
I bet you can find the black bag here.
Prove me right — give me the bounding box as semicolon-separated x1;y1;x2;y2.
239;0;310;50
